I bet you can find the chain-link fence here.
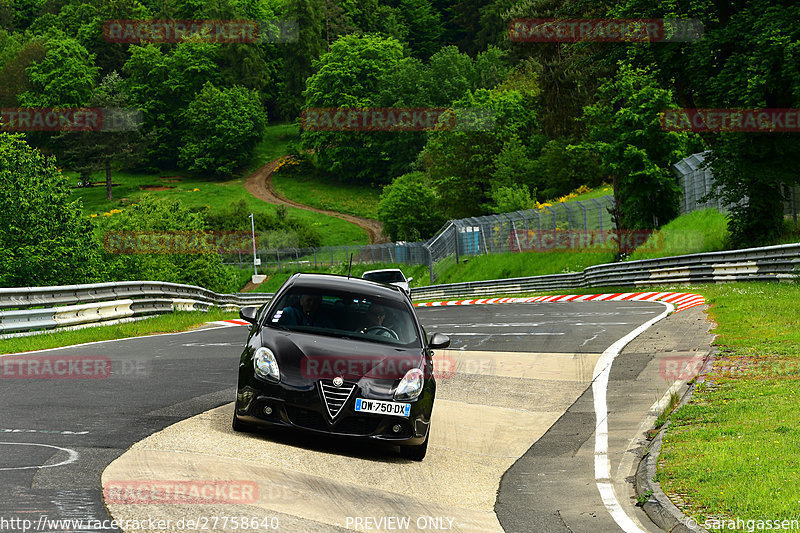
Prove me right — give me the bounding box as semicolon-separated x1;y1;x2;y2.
427;196;615;263
222;242;430;271
223;195;616;282
674;151;800;219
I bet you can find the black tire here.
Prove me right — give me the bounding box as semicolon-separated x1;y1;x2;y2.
400;431;429;461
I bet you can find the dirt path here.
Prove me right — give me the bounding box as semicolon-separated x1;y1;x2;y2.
245;157;385;244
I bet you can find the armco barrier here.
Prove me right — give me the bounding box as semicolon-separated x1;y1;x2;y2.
0;281;273;335
3;242;799;335
410;242;800;300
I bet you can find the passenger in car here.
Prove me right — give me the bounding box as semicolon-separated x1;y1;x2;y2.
279;294;329;327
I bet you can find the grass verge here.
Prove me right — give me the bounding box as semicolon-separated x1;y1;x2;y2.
68;171;368;247
628;209;729;260
0;308;238;355
247;122;300;170
656;282;800;523
432;249;616;285
272;168;382;220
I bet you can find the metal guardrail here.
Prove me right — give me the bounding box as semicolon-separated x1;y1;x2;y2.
0;281;273;335
3;242;799;334
410;242;800;300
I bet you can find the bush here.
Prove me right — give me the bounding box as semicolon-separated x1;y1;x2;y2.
0;133;102;287
202;199;322;248
96;195;238;293
378;172;446;241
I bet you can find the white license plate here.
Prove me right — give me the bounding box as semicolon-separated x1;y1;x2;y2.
354;398;410;417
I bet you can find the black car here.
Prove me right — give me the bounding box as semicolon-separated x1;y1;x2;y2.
232;273;449;461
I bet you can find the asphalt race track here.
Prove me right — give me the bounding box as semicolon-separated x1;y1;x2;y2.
0;301;704;533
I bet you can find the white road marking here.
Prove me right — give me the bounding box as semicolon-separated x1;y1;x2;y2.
592;301;673;533
446;332;565;336
1;428;88;435
426;322;632;328
0;324;237;357
0;442;80;471
180;342;235;347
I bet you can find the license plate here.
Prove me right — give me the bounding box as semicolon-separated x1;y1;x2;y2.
354;398;410;417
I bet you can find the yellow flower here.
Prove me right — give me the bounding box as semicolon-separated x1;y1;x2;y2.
193;188;199;192
90;213;98;218
103;212;111;217
110;209;122;214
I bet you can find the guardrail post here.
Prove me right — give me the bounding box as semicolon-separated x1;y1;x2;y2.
454;225;460;264
591;198;604;242
313;248;317;269
545;205;556;248
536;211;542;249
426;245;435;283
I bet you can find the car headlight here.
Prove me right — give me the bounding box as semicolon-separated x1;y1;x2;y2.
394;368;424;401
253;347;280;382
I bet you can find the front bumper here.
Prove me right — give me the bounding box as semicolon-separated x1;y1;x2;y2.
234;379;433;446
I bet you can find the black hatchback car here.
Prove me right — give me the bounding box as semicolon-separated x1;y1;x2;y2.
232;273;449;460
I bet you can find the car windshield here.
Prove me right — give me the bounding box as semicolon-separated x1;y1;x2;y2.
363;271;406;283
266;288;420;347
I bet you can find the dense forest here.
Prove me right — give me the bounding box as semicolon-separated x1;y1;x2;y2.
1;0;799;287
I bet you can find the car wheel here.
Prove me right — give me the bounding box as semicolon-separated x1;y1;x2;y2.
232;412;256;433
400;431;429;461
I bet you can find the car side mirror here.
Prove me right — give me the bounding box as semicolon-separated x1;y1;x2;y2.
407;277;413;283
239;306;258;324
428;333;450;349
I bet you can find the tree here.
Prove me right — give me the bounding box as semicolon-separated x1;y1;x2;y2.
122;41;221;167
608;0;800;245
398;0;443;59
179;83;268;176
0;37;45;106
53;72;144;200
578;63;692;230
300;33;406;184
280;0;325;118
18;35;98;107
422;88;542;218
378;171;446;241
0;132;102;286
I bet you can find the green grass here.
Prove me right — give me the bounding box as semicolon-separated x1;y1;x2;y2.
432;249;616;285
68;171;368;247
272;169;382;220
0;308;238;355
628;209;729;261
247;122;300;170
567;184;614;202
657;282;800;523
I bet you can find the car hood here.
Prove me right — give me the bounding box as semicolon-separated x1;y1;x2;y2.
260;329;424;386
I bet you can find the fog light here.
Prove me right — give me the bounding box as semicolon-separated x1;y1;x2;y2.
392;424;402;433
263;406;273;415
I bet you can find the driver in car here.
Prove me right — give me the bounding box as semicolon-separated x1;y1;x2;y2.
361;303;390;334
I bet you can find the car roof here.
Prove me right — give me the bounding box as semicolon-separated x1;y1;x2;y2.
282;272;406;300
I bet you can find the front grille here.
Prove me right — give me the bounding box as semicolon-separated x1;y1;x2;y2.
285;406;328;431
285;406;380;436
319;379;356;419
337;416;381;436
